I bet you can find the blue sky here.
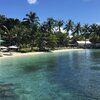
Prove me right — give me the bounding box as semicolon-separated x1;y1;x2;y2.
0;0;100;24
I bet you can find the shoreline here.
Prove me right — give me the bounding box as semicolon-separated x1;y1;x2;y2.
0;49;83;59
52;48;83;52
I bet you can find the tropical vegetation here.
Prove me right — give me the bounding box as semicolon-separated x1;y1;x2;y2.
0;11;100;52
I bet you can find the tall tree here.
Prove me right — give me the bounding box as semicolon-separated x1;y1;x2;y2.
0;15;7;28
23;12;40;50
73;22;81;36
64;19;74;36
46;18;56;33
23;12;39;26
82;24;90;39
89;24;100;43
56;20;64;32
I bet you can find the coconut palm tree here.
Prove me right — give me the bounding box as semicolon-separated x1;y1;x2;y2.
23;12;39;26
82;24;90;48
89;24;100;43
64;19;74;36
56;20;64;32
46;18;56;33
73;22;81;36
0;15;7;28
23;12;40;50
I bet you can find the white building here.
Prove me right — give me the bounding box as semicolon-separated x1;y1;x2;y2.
77;41;92;48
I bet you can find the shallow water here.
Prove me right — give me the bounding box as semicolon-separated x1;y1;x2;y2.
0;49;100;100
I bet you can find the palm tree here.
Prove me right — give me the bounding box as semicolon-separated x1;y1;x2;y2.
82;24;90;48
23;12;39;26
73;22;81;36
4;18;20;30
89;24;100;43
39;22;49;33
64;19;74;36
46;18;56;33
0;15;7;28
23;12;40;50
2;25;12;46
56;20;64;32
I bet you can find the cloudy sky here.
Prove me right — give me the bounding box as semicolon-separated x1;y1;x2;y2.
0;0;100;24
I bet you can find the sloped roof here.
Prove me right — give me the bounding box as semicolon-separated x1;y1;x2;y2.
77;41;91;44
8;46;18;49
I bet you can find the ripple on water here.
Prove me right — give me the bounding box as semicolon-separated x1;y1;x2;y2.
90;66;100;71
0;50;100;100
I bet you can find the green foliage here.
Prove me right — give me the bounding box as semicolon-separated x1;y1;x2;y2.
56;32;69;47
0;11;100;50
90;33;100;43
47;34;57;50
64;19;74;36
35;32;47;50
19;48;31;53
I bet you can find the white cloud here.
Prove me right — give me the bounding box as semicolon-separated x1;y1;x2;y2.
27;0;37;4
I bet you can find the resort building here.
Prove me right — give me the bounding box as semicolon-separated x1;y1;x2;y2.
77;40;92;48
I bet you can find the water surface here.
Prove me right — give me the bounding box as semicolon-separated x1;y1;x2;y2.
0;50;100;100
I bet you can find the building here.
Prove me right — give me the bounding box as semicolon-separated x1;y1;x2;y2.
77;41;92;48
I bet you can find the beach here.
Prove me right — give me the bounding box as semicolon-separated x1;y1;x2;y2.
52;48;83;52
0;49;83;59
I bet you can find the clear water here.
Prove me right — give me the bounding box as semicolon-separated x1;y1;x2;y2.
0;50;100;100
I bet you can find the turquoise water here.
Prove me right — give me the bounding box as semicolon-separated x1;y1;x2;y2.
0;50;100;100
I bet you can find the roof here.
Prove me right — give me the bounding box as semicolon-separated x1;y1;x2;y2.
0;46;7;49
77;41;91;44
8;46;18;49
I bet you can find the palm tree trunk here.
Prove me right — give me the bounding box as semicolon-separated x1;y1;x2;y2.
59;26;61;32
85;33;86;49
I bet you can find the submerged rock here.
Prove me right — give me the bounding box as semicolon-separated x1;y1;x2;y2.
0;83;19;100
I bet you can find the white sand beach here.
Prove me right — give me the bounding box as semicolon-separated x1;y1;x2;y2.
0;49;83;59
52;48;83;52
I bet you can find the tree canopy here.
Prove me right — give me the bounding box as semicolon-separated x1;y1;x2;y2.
0;11;100;51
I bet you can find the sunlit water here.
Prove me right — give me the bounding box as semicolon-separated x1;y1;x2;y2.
0;49;100;100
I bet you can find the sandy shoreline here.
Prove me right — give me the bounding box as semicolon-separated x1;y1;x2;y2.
52;48;83;52
0;49;83;59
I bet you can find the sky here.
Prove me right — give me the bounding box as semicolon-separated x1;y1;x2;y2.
0;0;100;24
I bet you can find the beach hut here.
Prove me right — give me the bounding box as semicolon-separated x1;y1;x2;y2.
0;46;8;52
8;46;19;52
0;46;7;49
8;46;18;49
